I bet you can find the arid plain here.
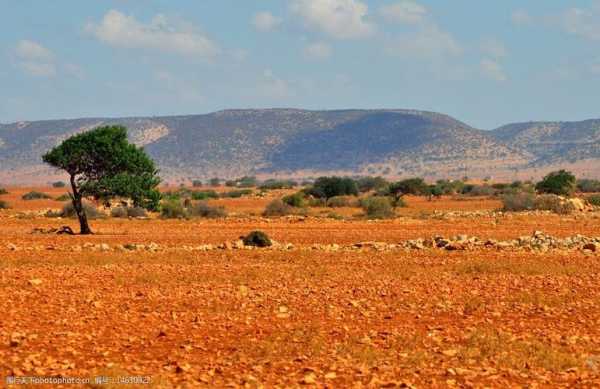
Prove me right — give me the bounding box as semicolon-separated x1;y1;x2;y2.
1;186;600;387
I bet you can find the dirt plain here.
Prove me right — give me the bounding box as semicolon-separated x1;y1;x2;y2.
1;187;600;388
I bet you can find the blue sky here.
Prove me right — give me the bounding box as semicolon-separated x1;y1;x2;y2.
1;0;599;129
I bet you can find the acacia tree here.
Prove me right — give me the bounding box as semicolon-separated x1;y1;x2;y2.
43;125;161;234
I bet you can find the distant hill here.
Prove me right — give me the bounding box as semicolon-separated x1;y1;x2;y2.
0;109;599;184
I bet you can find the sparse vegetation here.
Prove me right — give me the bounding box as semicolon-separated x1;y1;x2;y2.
55;194;71;201
533;194;575;214
0;188;8;195
259;179;297;190
192;180;203;187
22;191;52;200
52;181;66;188
282;192;307;208
356;176;389;193
188;201;227;218
52;202;105;219
111;206;148;218
536;170;576;197
360;196;394;219
0;200;10;209
587;194;600;206
326;196;354;208
501;193;536;212
263;199;295;217
191;190;219;200
221;189;253;198
242;230;272;247
160;200;187;219
577;179;600;193
308;176;358;200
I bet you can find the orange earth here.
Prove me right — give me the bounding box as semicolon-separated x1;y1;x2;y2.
1;187;600;387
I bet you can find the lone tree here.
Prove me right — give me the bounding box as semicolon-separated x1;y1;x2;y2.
308;176;358;200
535;170;576;197
43;125;161;234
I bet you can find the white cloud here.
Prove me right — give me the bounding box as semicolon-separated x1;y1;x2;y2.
14;40;57;77
304;42;332;59
291;0;374;39
15;40;54;61
481;38;508;59
18;62;56;77
560;2;600;41
480;58;507;82
259;69;293;99
511;9;532;26
385;25;462;59
252;11;282;32
379;1;428;25
86;10;219;58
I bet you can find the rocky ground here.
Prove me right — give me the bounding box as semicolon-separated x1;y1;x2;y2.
1;188;600;387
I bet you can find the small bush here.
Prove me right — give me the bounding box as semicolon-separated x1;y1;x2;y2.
361;196;394;219
127;207;148;217
0;200;10;209
192;180;203;187
111;206;128;218
243;230;272;247
58;202;105;219
533;194;575;215
536;170;576;196
55;194;71;201
308;176;358;199
188;201;227;218
263;199;294;216
191;190;219;200
356;176;389;193
52;181;66;188
307;197;327;207
282;192;306;208
587;194;600;206
577;179;600;193
22;191;52;200
259;179;297;190
160;200;187;219
0;188;8;195
462;185;496;197
221;189;253;198
501;193;536;211
327;196;353;208
209;178;221;186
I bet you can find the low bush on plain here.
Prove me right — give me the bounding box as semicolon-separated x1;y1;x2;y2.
533;194;575;215
501;193;536;211
587;194;600;206
282;192;306;208
188;201;227;218
360;196;394;219
221;189;253;198
111;206;148;218
263;199;294;217
22;191;52;200
0;188;8;195
55;193;71;201
577;179;600;193
243;230;272;247
52;181;66;188
0;200;10;209
160;200;188;219
49;202;105;219
259;179;297;190
191;190;219;200
327;196;353;208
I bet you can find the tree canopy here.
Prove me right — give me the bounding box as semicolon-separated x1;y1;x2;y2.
43;125;161;234
535;170;576;197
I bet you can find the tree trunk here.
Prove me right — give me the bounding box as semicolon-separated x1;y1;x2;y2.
69;175;92;235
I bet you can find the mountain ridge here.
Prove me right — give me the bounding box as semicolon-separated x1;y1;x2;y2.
1;109;599;184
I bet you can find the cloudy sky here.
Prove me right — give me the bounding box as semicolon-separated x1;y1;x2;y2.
2;0;600;129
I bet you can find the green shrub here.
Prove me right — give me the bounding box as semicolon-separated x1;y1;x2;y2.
160;200;187;219
0;200;10;209
243;230;272;247
536;170;576;196
55;193;71;201
22;191;52;200
308;176;358;199
533;194;575;215
259;179;297;190
209;178;221;186
52;181;66;188
111;206;128;218
282;192;306;208
577;179;600;193
263;199;294;216
361;196;394;219
389;178;430;196
192;180;203;187
188;201;227;218
0;188;8;195
191;190;219;200
434;180;465;195
461;185;496;196
327;196;353;208
587;194;600;206
501;193;536;211
356;176;389;193
57;202;105;219
221;189;253;198
127;206;148;218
